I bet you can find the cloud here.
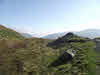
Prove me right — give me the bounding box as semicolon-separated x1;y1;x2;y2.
63;20;100;32
13;26;49;37
13;19;100;37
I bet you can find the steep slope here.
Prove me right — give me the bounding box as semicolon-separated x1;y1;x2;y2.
0;25;24;39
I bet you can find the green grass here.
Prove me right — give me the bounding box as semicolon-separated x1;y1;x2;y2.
0;25;97;75
0;25;24;39
87;42;96;75
70;42;96;75
0;39;96;75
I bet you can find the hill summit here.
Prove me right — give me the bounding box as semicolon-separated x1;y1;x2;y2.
48;32;90;49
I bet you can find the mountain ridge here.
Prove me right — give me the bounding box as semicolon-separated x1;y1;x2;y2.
43;29;100;39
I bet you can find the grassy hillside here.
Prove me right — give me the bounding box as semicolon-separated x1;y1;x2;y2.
48;33;96;75
93;38;100;75
0;38;59;75
0;26;96;75
0;25;24;39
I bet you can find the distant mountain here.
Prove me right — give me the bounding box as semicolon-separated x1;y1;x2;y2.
75;29;100;39
42;32;67;39
0;25;24;39
21;33;33;38
48;32;90;49
43;29;100;39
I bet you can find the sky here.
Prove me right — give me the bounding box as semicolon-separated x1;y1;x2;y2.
0;0;100;37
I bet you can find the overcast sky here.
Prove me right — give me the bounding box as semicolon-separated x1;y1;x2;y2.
0;0;99;36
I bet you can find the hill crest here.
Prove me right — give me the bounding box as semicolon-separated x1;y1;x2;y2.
0;25;24;39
